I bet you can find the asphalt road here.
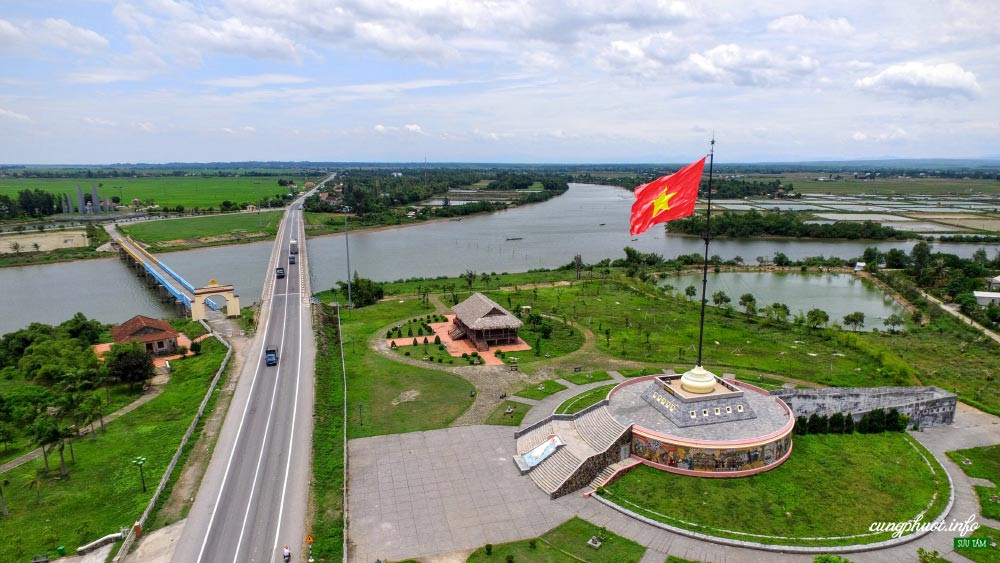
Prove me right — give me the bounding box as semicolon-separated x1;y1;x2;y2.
172;194;318;563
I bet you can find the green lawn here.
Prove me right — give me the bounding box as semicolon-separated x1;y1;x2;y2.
309;304;346;562
0;176;312;208
312;293;475;438
0;339;225;561
515;280;907;388
484;400;532;426
555;384;618;415
946;444;1000;520
466;517;646;563
774;173;1000;196
619;367;667;377
601;433;949;547
119;211;284;248
562;370;612;385
514;379;568;400
955;525;1000;563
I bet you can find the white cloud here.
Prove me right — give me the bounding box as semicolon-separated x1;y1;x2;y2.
131;121;155;132
373;123;429;135
82;117;117;127
222;126;257;135
596;32;684;77
686;44;819;86
0;107;31;122
0;17;108;54
204;74;313;88
851;127;907;142
404;124;425;134
855;62;981;99
170;18;303;61
767;14;853;35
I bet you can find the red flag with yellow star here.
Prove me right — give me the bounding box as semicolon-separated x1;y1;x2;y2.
629;157;705;235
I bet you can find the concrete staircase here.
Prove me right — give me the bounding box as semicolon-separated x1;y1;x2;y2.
529;447;583;495
586;457;641;492
573;406;626;452
516;423;553;455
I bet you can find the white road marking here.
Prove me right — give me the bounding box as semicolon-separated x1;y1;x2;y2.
194;215;289;563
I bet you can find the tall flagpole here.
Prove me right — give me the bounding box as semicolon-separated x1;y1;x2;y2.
695;138;715;367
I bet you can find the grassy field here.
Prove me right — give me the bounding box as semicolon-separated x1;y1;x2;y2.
602;433;948;547
309;304;346;562
512;279;909;388
0;339;225;561
312;294;475;438
762;173;1000;196
118;211;283;249
484;400;531;426
379;268;1000;415
514;378;568;400
870;312;1000;417
562;369;612;385
0;176;312;209
466;517;646;563
555;384;618;415
946;444;1000;521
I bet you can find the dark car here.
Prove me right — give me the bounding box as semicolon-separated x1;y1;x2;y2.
276;267;285;279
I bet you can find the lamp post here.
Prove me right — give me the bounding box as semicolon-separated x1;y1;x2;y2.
132;456;147;492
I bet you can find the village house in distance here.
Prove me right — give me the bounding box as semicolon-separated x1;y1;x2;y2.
449;292;522;352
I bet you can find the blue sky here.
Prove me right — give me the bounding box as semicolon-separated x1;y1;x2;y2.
1;0;997;164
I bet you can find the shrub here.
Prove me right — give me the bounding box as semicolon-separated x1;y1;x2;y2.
528;539;537;549
795;416;809;435
189;340;202;354
407;327;413;337
844;413;856;434
390;340;397;349
176;345;188;355
462;353;469;358
485;544;493;556
471;351;479;357
438;357;443;363
505;555;514;563
423;336;429;344
434;335;441;344
387;330;392;338
404;351;410;356
412;338;418;346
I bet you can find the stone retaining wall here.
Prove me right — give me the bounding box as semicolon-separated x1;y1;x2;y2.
771;386;956;428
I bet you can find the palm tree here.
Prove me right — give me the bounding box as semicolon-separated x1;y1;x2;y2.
8;241;21;254
28;415;59;474
31;242;40;252
83;395;104;437
24;470;45;505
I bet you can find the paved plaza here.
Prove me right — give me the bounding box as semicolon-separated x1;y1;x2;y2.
347;387;1000;563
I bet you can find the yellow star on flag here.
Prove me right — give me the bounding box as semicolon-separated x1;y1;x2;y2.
651;188;677;216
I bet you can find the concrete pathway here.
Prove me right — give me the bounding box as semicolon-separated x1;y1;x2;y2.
920;289;1000;345
347;399;1000;563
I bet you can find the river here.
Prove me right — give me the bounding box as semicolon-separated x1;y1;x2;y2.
1;183;994;334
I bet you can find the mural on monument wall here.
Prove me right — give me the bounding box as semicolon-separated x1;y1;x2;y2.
631;430;792;472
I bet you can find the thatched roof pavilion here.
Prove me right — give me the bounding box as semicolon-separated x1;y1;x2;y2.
450;293;522;351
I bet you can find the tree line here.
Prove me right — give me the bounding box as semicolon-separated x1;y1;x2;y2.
669;210;909;240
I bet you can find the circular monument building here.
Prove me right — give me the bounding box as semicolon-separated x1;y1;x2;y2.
608;366;793;476
514;365;794;498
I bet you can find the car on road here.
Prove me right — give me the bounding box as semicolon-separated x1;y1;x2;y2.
265;347;278;366
276;267;285;278
289;255;296;265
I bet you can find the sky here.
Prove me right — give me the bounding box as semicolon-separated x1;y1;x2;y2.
0;0;997;164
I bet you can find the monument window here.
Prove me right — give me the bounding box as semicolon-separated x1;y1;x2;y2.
714;408;721;415
702;409;709;416
726;406;732;414
690;410;696;418
737;405;744;412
